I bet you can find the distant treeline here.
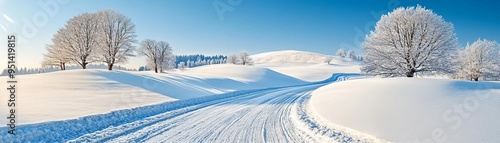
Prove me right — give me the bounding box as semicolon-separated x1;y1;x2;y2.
3;54;229;75
174;55;227;68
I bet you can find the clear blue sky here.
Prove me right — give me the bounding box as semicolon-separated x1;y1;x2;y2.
0;0;498;69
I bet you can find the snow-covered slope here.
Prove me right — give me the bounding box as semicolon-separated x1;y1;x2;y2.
251;50;361;82
256;63;360;82
0;65;308;126
0;49;361;127
311;78;500;143
252;50;356;64
0;70;172;126
175;64;307;88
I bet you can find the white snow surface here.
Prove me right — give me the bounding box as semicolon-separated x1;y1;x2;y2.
251;50;361;82
311;78;500;143
0;73;382;143
0;50;362;127
255;63;360;82
0;64;311;126
0;70;171;126
251;50;358;65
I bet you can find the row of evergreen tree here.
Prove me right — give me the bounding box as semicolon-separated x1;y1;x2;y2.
174;55;227;68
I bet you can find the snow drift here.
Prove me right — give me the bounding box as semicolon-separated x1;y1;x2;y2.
311;78;500;143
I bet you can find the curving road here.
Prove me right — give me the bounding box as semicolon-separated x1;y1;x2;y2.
68;85;315;142
0;74;379;142
67;74;379;143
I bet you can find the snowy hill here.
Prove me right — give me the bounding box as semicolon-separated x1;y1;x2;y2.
311;78;500;143
175;64;307;87
256;63;361;82
0;65;308;126
0;70;172;125
251;50;361;82
251;50;357;65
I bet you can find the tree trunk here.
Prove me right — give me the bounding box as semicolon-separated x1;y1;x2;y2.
154;65;158;73
59;62;64;71
82;63;87;69
108;63;113;71
406;69;415;78
62;63;66;70
473;78;479;81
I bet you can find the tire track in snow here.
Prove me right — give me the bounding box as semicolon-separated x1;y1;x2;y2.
141;87;300;142
1;73;382;142
68;89;280;143
91;78;380;142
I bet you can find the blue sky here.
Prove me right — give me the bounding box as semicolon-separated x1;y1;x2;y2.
0;0;498;69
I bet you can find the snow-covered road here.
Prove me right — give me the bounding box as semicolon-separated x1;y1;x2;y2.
1;74;380;143
75;84;322;142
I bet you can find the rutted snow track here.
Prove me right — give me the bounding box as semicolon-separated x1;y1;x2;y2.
87;86;317;143
1;74;381;143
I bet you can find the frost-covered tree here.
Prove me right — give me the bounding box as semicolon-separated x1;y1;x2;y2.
138;39;175;73
324;56;333;64
347;50;357;60
336;48;346;58
138;39;160;73
361;5;459;77
156;41;175;72
57;13;100;69
178;62;186;71
227;54;238;64
238;51;254;66
96;10;137;71
185;61;190;67
455;39;500;81
43;10;135;70
42;44;71;70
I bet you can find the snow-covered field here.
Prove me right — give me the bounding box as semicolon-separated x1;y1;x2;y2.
0;50;348;126
0;64;311;126
0;73;383;142
311;78;500;143
0;70;172;125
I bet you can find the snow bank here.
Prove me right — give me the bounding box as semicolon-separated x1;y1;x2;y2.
311;78;500;143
